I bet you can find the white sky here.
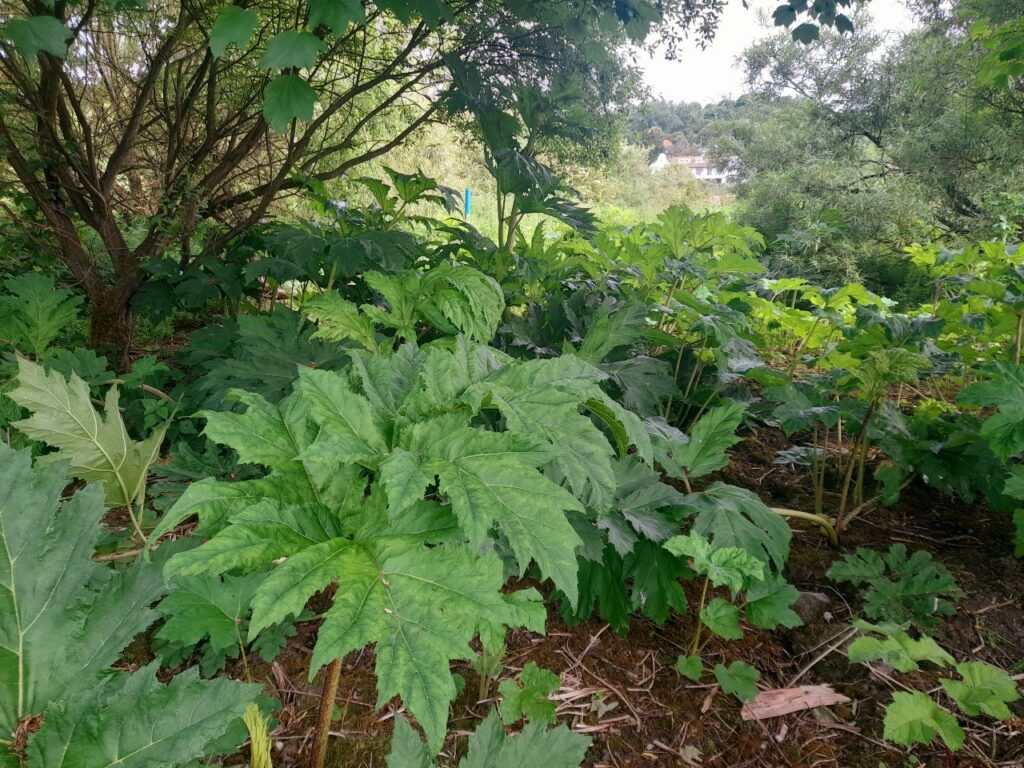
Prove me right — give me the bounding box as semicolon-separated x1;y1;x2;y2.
639;0;917;104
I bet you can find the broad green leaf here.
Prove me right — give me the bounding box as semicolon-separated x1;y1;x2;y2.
0;444;258;765
663;533;763;593
0;274;82;357
883;692;965;750
307;292;381;351
685;483;792;570
385;423;584;604
675;654;703;681
498;662;560;724
263;75;317;131
714;661;760;703
941;662;1020;719
309;0;367;33
295;367;388;465
2;16;71;59
8;357;167;509
200;390;311;469
743;574;802;629
25;665;259;767
672;403;745;478
387;710;590;768
700;597;743;640
209;5;258;56
848;624;954;673
260;30;326;70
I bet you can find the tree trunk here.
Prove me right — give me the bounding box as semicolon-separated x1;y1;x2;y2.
88;287;137;372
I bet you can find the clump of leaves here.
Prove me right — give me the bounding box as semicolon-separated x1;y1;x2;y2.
153;338;651;751
0;273;82;357
155;573;301;677
0;443;260;767
498;663;561;725
827;544;962;630
848;622;1020;751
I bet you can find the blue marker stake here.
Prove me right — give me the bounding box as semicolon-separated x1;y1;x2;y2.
464;188;472;217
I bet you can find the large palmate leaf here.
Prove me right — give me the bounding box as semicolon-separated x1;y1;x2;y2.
165;491;543;754
0;444;258;767
25;665;257;768
652;403;745;481
387;710;590;768
0;274;82;357
883;692;964;751
383;421;584;604
7;357;167;513
682;483;792;570
309;264;504;346
941;662;1020;719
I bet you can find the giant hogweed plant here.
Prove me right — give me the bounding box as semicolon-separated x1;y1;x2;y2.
150;272;655;762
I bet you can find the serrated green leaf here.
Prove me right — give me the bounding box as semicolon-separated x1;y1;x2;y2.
260;30;326;70
744;574;802;629
8;357;166;510
307;292;381;351
263;74;317;131
675;654;703;681
942;662;1020;719
2;16;71;59
0;274;82;357
714;661;760;703
25;664;260;767
209;5;258;56
388;709;590;768
672;403;745;478
883;691;964;750
309;0;366;33
685;483;791;570
0;444;257;765
384;423;584;605
848;624;954;673
701;597;743;640
295;366;388;465
664;533;763;593
498;662;560;724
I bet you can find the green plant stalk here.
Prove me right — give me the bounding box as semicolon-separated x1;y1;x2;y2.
690;577;710;655
1015;311;1024;365
771;507;839;547
309;659;342;768
836;401;877;538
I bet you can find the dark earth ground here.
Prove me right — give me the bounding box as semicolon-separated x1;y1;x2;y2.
142;426;1024;768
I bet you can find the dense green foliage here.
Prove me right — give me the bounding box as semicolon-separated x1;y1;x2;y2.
2;1;1024;766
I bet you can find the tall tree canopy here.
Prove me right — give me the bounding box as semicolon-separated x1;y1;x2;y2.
0;0;860;363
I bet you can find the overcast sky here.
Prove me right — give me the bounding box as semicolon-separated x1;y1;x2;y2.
638;0;917;105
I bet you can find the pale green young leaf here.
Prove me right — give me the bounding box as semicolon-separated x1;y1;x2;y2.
671;403;745;478
701;597;743;640
209;5;258;56
714;661;760;703
306;292;381;351
263;75;317;131
8;357;166;508
883;692;965;750
847;625;954;673
941;662;1020;719
498;662;560;724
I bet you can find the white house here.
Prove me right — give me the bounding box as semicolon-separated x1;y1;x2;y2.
674;153;737;185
